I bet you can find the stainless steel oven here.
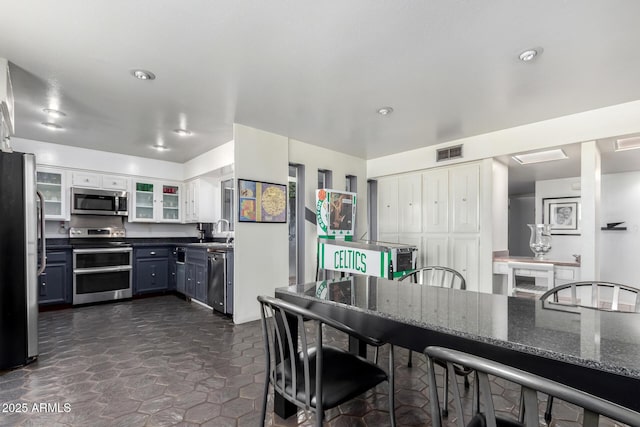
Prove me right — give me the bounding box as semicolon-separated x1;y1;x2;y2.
71;227;132;305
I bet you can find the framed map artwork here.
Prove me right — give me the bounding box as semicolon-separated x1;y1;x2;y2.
238;179;287;223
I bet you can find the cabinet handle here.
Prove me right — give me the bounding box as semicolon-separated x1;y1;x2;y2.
151;273;156;277
409;203;412;206
42;282;46;287
150;251;156;255
462;198;467;202
434;201;438;204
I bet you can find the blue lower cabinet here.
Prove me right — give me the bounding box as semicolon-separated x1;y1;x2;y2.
184;247;208;304
39;250;71;305
134;247;170;295
194;264;207;303
185;263;196;298
168;248;177;291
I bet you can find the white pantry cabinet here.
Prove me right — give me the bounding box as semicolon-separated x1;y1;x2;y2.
378;174;422;234
450;164;479;233
377;161;482;289
422;169;449;233
398;174;422;233
377;177;399;234
131;180;181;223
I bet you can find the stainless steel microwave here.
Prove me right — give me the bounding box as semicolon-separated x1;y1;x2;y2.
71;187;128;216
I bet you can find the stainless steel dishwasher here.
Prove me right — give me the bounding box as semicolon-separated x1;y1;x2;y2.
207;249;233;314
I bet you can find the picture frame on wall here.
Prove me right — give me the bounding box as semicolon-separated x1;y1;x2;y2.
543;196;581;235
238;178;287;223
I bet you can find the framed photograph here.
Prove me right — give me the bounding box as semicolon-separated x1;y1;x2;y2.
238;178;287;223
543;196;581;235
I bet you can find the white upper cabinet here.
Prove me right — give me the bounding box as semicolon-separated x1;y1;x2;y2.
36;167;69;221
398;174;422;233
101;175;129;191
131;180;181;223
71;171;101;188
422;169;449;233
71;171;130;191
378;177;399;234
183;177;216;223
450;163;479;233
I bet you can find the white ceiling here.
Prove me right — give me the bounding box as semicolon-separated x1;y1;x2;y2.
2;1;640;163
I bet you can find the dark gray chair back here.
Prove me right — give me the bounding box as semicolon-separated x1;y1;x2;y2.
399;266;466;290
425;346;640;427
540;281;640;312
258;295;396;427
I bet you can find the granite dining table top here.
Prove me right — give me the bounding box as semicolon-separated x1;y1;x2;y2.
275;275;640;381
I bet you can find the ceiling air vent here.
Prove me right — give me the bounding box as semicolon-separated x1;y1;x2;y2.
436;144;463;162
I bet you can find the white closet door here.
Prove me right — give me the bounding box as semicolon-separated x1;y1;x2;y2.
377;177;399;234
450;236;479;291
450;164;479;233
423;235;448;268
398;173;422;233
422;169;449;233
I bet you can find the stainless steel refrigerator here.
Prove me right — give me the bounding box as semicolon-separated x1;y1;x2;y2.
0;150;45;369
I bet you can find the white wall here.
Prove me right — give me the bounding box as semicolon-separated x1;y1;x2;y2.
183;141;234;180
232;124;289;324
12;137;184;180
534;177;581;261
289;139;368;283
367;99;640;178
600;171;640;285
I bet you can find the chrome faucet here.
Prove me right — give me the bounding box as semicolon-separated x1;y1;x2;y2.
216;219;232;243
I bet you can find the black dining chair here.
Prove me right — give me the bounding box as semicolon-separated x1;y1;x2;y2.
257;295;396;427
398;266;472;417
539;280;640;424
424;346;640;427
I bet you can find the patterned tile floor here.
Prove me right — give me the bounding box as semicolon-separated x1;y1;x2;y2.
0;296;624;426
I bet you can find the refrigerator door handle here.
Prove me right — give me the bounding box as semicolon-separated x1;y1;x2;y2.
36;190;46;276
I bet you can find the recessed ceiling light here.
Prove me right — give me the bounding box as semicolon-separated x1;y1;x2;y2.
512;149;567;164
131;69;156;80
377;107;394;116
41;122;62;130
43;108;66;118
615;136;640;152
173;128;192;136
152;144;169;151
518;49;538;62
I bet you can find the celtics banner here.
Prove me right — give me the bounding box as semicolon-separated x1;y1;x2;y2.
318;241;391;279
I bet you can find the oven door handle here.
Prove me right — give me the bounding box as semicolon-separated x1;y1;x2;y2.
73;265;133;275
73;247;133;254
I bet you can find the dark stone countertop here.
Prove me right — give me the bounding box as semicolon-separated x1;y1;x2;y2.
276;276;640;381
45;237;231;250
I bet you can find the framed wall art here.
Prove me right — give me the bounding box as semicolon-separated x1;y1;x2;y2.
238;178;287;223
543;196;581;235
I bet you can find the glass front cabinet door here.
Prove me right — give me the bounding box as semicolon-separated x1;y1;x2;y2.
131;180;181;223
162;185;180;222
36;167;69;220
